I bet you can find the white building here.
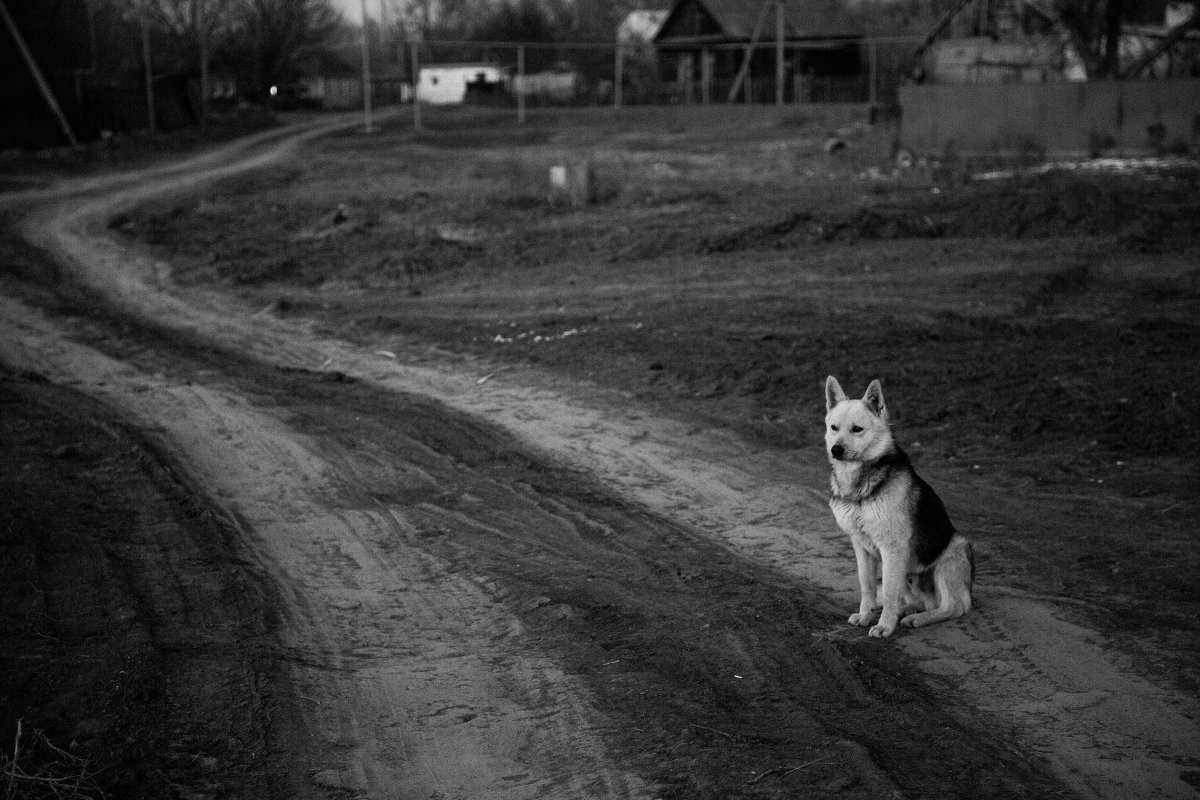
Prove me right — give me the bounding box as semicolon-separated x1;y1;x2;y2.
416;64;509;104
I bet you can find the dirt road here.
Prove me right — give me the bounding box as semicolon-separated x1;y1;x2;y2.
1;114;1197;799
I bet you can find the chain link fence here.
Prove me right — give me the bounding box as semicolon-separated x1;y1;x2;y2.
362;36;921;116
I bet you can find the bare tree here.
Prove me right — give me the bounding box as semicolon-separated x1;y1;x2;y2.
142;0;241;118
1053;0;1126;78
1050;0;1199;78
235;0;342;96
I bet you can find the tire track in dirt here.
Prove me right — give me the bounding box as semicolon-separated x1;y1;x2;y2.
0;299;654;800
7;118;1197;798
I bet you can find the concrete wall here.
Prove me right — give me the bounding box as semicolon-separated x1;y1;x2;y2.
899;78;1200;157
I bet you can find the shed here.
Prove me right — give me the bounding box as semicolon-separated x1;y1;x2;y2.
653;0;865;103
417;64;509;104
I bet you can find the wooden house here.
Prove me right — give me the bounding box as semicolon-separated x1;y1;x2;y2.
652;0;865;103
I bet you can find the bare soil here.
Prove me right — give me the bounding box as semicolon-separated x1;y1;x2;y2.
1;106;1198;800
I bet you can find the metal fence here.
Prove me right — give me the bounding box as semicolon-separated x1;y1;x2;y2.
368;36;921;117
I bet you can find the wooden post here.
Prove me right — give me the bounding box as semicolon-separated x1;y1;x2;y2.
681;52;694;104
614;42;622;109
517;43;526;124
410;40;421;129
198;0;207;123
727;0;772;102
675;53;690;104
360;0;374;132
775;0;784;106
140;13;156;133
0;0;78;145
868;37;877;105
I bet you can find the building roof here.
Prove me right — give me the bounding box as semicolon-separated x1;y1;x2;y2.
654;0;862;43
418;63;509;71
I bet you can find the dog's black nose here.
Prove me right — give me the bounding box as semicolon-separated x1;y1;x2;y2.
830;444;844;459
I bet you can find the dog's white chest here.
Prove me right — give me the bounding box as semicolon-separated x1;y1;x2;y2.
830;495;907;553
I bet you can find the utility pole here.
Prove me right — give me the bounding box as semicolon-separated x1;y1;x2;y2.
140;11;156;133
775;0;786;106
614;42;622;109
198;0;208;123
0;0;79;145
868;37;877;106
728;0;772;103
410;40;421;130
517;44;526;124
360;0;375;132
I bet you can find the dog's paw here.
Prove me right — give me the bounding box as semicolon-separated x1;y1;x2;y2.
868;622;895;638
848;612;873;627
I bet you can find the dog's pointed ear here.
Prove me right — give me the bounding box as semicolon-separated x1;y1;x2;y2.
825;376;847;411
862;379;887;419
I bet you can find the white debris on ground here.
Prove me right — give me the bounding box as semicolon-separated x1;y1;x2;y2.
484;321;645;345
972;155;1199;181
491;327;588;344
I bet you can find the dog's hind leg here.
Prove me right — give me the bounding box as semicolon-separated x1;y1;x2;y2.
901;537;973;628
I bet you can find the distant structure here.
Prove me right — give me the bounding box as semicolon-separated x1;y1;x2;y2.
416;63;509;104
617;9;670;103
899;0;1200;159
652;0;866;103
292;49;363;109
618;9;670;48
913;0;1200;83
512;62;583;104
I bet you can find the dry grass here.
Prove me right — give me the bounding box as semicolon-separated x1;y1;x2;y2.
2;720;104;800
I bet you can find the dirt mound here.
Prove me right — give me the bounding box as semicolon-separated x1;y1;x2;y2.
701;167;1200;253
923;168;1200;243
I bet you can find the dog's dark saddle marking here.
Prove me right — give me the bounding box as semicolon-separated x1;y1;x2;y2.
909;465;956;567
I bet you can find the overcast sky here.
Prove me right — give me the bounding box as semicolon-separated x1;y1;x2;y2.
333;0;386;24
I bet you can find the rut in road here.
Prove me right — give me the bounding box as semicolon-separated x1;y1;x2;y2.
0;299;652;799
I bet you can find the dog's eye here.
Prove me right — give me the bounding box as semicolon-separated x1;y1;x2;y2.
850;425;863;433
830;425;839;432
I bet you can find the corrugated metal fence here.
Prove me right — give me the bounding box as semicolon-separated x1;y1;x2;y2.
899;78;1200;157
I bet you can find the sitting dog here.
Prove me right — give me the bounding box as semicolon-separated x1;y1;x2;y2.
824;376;973;637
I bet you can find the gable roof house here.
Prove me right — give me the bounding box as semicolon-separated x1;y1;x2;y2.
913;0;1200;84
652;0;866;103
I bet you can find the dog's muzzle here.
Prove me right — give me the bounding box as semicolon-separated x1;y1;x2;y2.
829;443;846;460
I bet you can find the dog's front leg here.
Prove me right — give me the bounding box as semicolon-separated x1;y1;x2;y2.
870;547;906;638
848;539;878;627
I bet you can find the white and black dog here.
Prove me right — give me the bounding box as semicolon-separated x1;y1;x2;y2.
824;376;973;637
